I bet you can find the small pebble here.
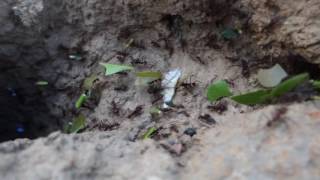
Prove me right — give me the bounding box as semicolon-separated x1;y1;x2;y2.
184;128;197;137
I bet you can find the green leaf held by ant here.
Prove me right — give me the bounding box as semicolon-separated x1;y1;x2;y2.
143;127;157;140
270;73;309;97
231;90;271;105
65;114;86;134
75;93;88;109
100;63;134;76
207;80;232;102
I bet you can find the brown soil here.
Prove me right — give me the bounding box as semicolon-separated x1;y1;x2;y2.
0;0;319;153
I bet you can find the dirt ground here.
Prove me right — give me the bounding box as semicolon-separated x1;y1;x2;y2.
0;0;320;179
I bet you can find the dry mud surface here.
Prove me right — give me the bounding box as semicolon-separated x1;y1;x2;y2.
1;103;320;180
0;0;320;179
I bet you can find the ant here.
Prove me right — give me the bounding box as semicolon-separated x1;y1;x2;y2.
180;75;199;93
240;60;250;77
191;55;206;65
115;51;129;63
89;119;120;131
224;79;236;88
131;40;146;50
98;120;120;131
266;107;288;127
114;84;128;92
226;59;250;78
130;57;147;65
147;79;163;94
110;100;121;116
117;25;144;40
151;41;161;48
127;105;144;119
207;101;228;114
199;114;216;126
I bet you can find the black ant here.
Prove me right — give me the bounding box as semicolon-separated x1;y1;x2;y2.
240;60;250;77
180;75;198;93
207;101;228;114
191;55;206;65
131;40;146;50
110;100;121;116
199;114;216;126
130;57;147;65
127;105;144;119
147;79;163;104
266;107;288;127
114;84;128;92
115;51;129;63
89;119;120;131
226;59;250;78
147;79;163;94
224;79;236;88
117;25;144;40
98;122;120;131
151;41;161;48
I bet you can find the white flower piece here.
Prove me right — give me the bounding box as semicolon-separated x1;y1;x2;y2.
257;64;288;88
161;69;182;108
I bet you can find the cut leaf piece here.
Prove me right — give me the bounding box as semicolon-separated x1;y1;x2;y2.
231;90;271;105
150;107;162;117
68;114;86;133
136;71;162;79
135;71;162;86
207;80;232;102
69;54;83;61
75;93;88;109
99;63;134;76
83;75;99;91
143;127;157;140
312;96;320;100
124;38;134;48
221;28;239;40
312;80;320;89
35;81;48;86
271;73;309;97
257;64;288;88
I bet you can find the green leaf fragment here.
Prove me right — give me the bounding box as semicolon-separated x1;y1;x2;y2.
231;73;310;105
124;38;134;48
207;80;232;102
83;75;99;91
150;107;161;116
136;71;162;79
135;71;162;86
69;54;83;61
35;81;48;86
312;96;320;100
231;90;271;105
270;73;309;97
143;127;157;140
67;114;86;133
75;93;88;109
312;80;320;89
221;28;239;40
99;63;134;76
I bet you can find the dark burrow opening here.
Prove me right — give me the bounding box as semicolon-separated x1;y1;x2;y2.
0;59;60;142
285;54;320;79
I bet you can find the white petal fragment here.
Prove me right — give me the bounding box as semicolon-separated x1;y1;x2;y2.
161;69;182;108
257;64;288;88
